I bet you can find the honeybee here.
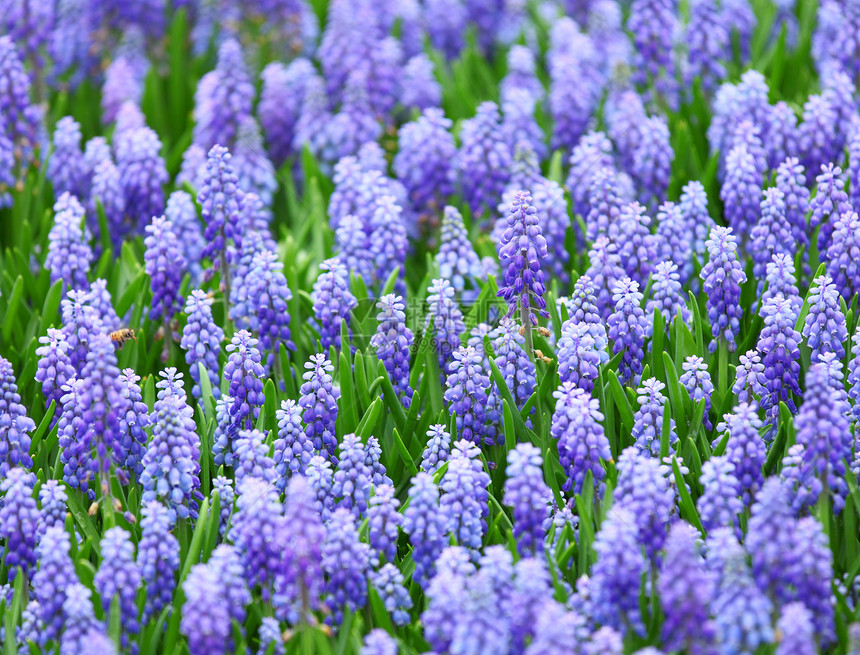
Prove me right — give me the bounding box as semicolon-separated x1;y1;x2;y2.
110;328;137;348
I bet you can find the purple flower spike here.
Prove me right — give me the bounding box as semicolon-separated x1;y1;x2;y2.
181;289;224;401
436;205;483;292
403;472;447;588
258;59;315;167
568;131;615;220
444;346;491;446
849;327;860;424
371;562;413;627
33;525;76;643
631;378;677;455
48;116;84;198
791;517;835;644
589;507;647;636
332;433;372;519
312;257;357;352
684;0;729;93
679;356;714;430
394;109;455;219
182;561;234;655
0;468;37;579
46;193;92;291
193;38;253;151
234;430;277;486
457;101;511;217
0;37;40;172
273;400;312;489
36;479;67;542
746;478;797;602
441;440;491;554
371;294;415;409
401;53;442;112
233;477;283;599
611;201;660;285
799;95;839;176
718;402;766;506
35;328;75;415
827;210;860;301
721;141;764;238
631;115;672;208
557;322;601;395
94;527;142;646
659;521;716;654
244;250;296;369
646;261;691;335
491;317;536;414
199;144;243;282
497;189;548;328
629;0;679;105
426;277;465;373
368;484;401;566
585;166;626;243
607;277;647;386
139;500;179;623
323;508;371;626
0;357;35;476
802;275;848;363
115;126;168;231
299;354;340;462
795;358;852;513
587;236;625;321
761;253;802;318
551;382;610;496
775;157;810;254
274;475;325;624
362;629;398;655
503;443;551;555
775;603;815;655
697;455;743;534
750;187;793;296
810;163;852;255
701;226;746;353
144;215;185;323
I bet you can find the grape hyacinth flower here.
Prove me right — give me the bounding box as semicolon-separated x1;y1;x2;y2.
371;563;413;627
758;293;803;432
457;101;511;217
701;226;746;353
371;295;415;409
794;359;852;513
719;402;766;506
697;455;743;534
658;521;716;654
144;215;185;323
420;424;451;475
436;205;483;293
233;430;277;486
89;158;127;249
775;603;815;655
181;289;224;401
273;399;313;488
114;126;168;230
138;500;179;623
199;145;243;288
212;476;235;537
827;210;860;301
444;346;491;446
792;516;835;643
0;468;37;579
810;163;852;255
441;440;491;554
560;274;609;362
425;277;465;373
0;36;41;171
503;443;551;555
849;327;860;423
393;108;456;218
47;116;84;197
223;330;265;437
33;525;76;643
181;562;233;655
746;478;797;602
298;354;340;462
59;583;108;655
94;527;142;645
46;192;91;291
632;115;672;207
258;59;315;167
720;142;763;238
645;261;691;335
232;477;283;598
274;475;325;624
557;321;601;394
36;479;67;542
802;275;848;362
799;95;839;177
678;180;715;272
607;277;647;386
0;357;35;476
368;484;401;566
362;629;397;655
631;378;677;456
140;380;202;521
402;472;447;588
708;528;774;654
614;446;675;561
611;201;660;285
684;0;729;93
331;433;372;519
192;38;254;151
323;508;371;625
679;356;714;430
34;328;75;415
311;258;357;352
585;166;626;243
421;546;475;652
116;369;149;481
244;250;296;369
589;507;647;636
164;190;205;284
491;317;536;414
750;187;793;295
551;382;611;496
587;235;625;321
761;253;802;318
231;116;277;209
367;195;408;291
655;202;689;277
775;157;810;256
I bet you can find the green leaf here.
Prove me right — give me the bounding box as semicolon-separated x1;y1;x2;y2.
376;361;407;434
2;275;23;342
672;456;704;533
606;370;634;434
66;490;101;555
179;498;210;583
3;569;24;655
392;428;419;477
355;398;384;439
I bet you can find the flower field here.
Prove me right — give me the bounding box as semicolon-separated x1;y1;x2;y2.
0;0;858;653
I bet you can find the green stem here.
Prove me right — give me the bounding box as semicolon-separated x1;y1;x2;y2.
718;340;728;403
520;303;533;358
